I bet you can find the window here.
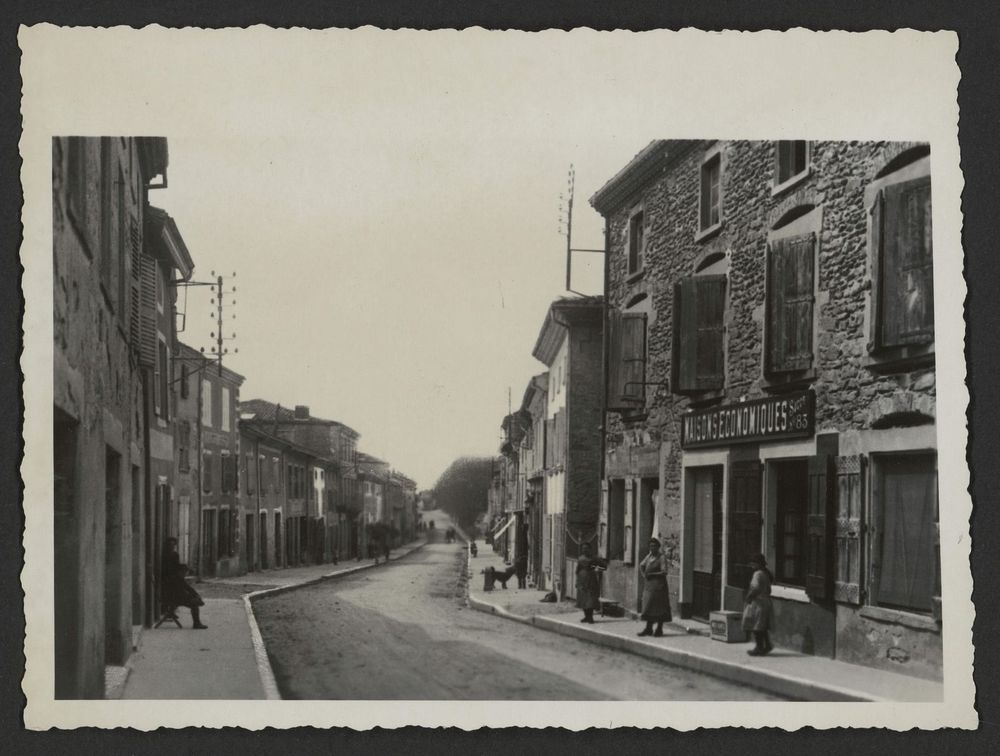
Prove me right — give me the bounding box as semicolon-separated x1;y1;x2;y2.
202;451;213;493
766;233;815;374
607;310;647;411
221;453;236;494
628;209;645;275
201;379;212;427
873;453;938;614
180;364;189;399
245;453;255;495
672;275;726;393
218;508;230;561
178;421;190;472
221;386;231;432
775;141;809;187
871;175;933;351
699;153;721;231
773;460;808;587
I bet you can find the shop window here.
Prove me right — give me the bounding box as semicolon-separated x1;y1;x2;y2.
773;460;808;587
607;310;647;411
872;453;939;614
672;275;726;393
699;153;721;232
774;141;809;188
627;208;645;275
870;174;933;352
765;233;815;375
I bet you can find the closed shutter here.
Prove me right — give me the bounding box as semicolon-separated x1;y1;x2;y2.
768;234;815;373
834;455;865;604
882;176;933;346
598;479;609;559
542;515;552;577
727;461;762;589
202;453;213;493
695;275;726;388
623;479;635;565
128;217;142;354
869;190;885;352
805;454;833;600
621;313;647;406
138;253;157;367
675;276;726;392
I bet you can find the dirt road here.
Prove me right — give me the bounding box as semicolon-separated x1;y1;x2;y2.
253;538;785;700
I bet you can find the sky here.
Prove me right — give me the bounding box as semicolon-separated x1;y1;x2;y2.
25;27;961;489
133;32;655;488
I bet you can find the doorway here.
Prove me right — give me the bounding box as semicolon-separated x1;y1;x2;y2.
690;466;723;620
104;447;124;665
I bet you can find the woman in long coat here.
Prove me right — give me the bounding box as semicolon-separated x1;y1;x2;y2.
638;538;671;636
575;542;602;624
742;553;774;656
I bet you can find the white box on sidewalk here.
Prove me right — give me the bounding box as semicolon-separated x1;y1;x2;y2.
710;610;745;643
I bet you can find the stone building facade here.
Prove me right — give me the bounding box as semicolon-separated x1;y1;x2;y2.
592;139;940;678
531;296;604;596
52;137;169;697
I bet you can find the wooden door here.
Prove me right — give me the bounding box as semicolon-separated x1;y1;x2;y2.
691;466;723;620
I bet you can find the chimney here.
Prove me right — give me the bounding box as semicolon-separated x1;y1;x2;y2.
294;405;310;419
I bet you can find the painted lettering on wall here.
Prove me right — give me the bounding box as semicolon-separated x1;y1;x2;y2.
680;391;815;449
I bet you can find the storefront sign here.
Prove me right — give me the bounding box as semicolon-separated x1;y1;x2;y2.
680;390;815;449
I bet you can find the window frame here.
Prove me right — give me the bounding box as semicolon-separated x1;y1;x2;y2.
697;145;724;240
868;451;940;618
772;140;811;195
627;205;646;277
864;153;934;371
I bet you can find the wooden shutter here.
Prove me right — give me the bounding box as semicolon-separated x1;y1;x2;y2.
202;453;212;493
608;311;647;410
621;313;647;405
675;277;725;392
882;176;933;346
805;454;833;600
623;478;635;565
768;234;815;373
128;217;142;354
727;460;762;589
834;455;865;604
598;479;609;559
138;253;158;367
675;279;698;391
694;275;726;389
868;190;885;352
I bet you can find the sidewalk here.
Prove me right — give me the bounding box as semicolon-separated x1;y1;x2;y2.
115;537;428;699
467;553;944;703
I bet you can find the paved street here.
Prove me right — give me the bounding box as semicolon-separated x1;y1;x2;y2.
253;537;785;700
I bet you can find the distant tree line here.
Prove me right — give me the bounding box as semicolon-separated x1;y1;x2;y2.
431;456;493;530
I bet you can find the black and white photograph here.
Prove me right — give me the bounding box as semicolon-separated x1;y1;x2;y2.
20;26;973;730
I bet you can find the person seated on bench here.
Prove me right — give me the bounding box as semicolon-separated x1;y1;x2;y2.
161;537;207;629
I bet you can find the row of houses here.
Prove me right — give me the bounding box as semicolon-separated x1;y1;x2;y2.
52;136;419;699
487;140;941;680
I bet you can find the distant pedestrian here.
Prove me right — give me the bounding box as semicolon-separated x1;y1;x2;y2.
637;538;671;637
514;551;528;589
742;553;774;656
161;538;207;629
382;537;391;563
575;542;602;624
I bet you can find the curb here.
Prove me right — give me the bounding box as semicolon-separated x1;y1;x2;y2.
467;593;880;702
242;538;428;699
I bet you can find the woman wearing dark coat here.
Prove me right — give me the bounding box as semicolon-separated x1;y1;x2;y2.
161;538;207;629
575;542;602;623
743;553;774;656
637;538;671;637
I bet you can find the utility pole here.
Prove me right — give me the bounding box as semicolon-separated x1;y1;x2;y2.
559;164;605;294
